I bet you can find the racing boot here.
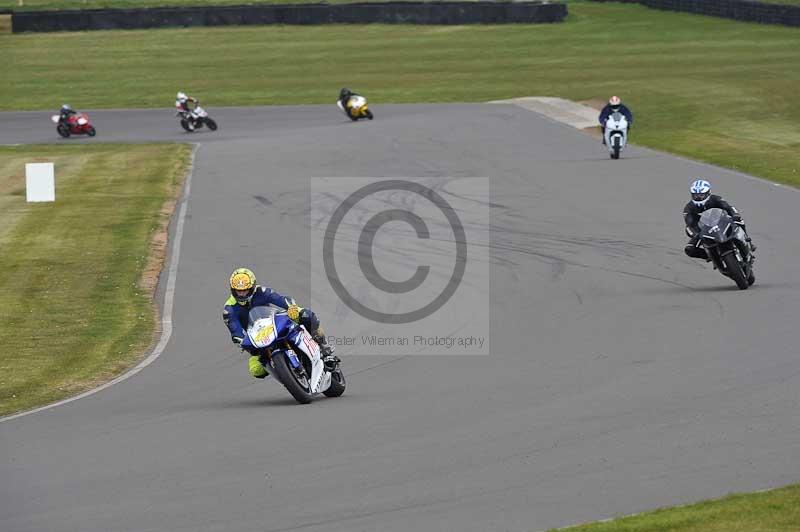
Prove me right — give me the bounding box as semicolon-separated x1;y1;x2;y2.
248;355;269;379
313;332;339;371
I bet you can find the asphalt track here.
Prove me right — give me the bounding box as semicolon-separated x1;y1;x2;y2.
2;104;800;532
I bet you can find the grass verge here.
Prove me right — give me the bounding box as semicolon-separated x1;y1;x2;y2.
0;143;190;417
549;484;800;531
3;3;800;187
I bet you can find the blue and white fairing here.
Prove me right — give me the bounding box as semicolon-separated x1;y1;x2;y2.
246;306;331;393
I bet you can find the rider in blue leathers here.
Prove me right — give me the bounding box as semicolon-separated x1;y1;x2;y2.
598;96;634;145
223;267;336;379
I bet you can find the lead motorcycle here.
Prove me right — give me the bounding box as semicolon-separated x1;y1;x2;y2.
604;112;628;159
51;113;96;138
246;306;345;404
696;207;756;290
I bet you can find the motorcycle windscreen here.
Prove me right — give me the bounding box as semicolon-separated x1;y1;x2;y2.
698;208;732;243
349;96;366;109
607;112;627;128
247;306;278;348
247;305;275;326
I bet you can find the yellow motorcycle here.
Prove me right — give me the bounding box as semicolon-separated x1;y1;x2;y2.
338;95;374;121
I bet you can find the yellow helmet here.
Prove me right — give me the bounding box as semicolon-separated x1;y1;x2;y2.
229;267;257;305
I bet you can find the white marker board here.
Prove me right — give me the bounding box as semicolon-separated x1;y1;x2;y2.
26;163;55;202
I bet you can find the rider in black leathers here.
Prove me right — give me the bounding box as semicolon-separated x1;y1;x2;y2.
58;104;78;127
684;180;756;260
338;87;363;119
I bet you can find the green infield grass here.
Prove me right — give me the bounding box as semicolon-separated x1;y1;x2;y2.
0;144;190;417
549;483;800;531
3;3;799;187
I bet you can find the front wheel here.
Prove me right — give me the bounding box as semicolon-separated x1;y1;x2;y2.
86;126;97;137
204;118;218;131
747;269;756;286
365;110;374;120
722;252;749;290
57;124;70;138
270;352;314;404
323;368;346;398
180;119;193;133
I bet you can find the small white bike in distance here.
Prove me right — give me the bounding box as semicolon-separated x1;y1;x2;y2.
604;112;628;159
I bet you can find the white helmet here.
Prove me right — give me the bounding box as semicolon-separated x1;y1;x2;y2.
176;92;188;102
690;179;712;207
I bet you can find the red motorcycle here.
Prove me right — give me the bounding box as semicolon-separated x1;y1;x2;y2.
51;113;97;138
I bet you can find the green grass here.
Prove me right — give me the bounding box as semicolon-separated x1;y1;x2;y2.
760;0;800;5
0;144;190;417
550;484;800;531
3;3;800;186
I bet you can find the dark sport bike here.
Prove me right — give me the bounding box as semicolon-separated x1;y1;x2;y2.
697;207;756;290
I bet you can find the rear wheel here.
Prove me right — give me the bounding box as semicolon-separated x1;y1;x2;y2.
87;126;97;137
270;351;314;404
57;124;70;138
204;118;218;131
722;252;749;290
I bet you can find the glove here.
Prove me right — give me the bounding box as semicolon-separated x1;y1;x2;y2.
286;302;303;322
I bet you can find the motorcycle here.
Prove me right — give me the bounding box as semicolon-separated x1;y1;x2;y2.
337;95;374;121
245;305;345;404
695;207;756;290
51;113;96;138
604;112;628;159
176;102;218;133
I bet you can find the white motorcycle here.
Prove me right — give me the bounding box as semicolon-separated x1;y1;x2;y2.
604;112;628;159
245;306;345;404
176;102;218;133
